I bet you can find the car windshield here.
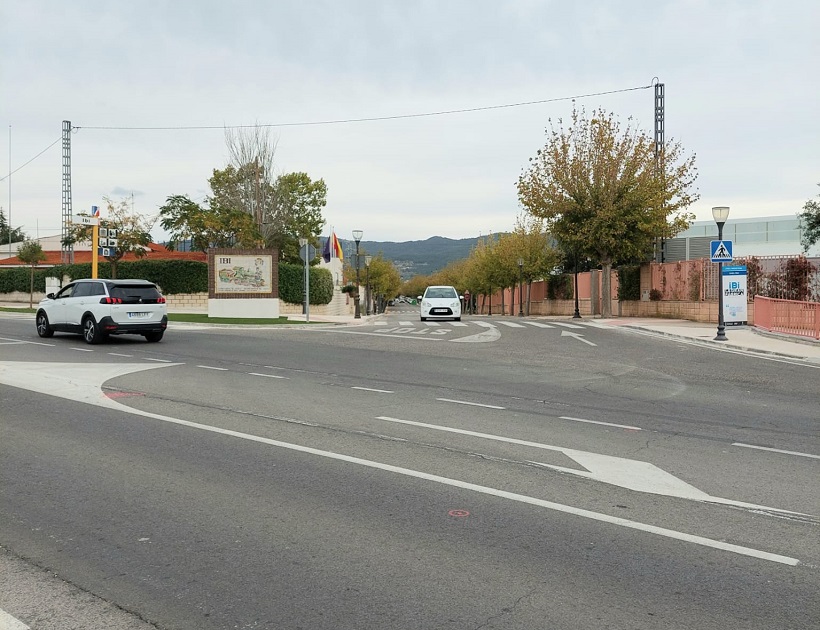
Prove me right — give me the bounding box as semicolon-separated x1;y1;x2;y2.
426;287;457;299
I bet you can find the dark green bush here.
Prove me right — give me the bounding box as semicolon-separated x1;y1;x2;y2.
278;263;333;305
617;265;641;301
0;260;333;305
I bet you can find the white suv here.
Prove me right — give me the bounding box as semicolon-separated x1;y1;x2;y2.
36;279;168;344
419;285;462;321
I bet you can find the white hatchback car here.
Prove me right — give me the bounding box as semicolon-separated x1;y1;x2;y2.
419;285;462;321
36;278;168;344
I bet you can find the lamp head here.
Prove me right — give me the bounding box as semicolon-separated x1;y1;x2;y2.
299;237;308;247
518;257;524;267
352;230;363;243
711;206;730;224
364;255;372;267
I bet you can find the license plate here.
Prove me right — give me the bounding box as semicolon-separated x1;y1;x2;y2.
128;312;151;319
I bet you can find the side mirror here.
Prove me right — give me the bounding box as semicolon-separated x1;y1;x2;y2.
46;293;55;299
417;295;422;300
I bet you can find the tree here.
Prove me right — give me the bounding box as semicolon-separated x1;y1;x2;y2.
799;183;820;252
17;240;46;308
0;207;26;246
64;197;157;278
159;194;260;252
517;106;699;316
365;254;402;312
269;172;327;263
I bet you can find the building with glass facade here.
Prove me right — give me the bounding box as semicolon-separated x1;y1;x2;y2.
659;215;818;262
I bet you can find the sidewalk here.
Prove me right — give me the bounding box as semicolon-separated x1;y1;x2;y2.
595;317;820;362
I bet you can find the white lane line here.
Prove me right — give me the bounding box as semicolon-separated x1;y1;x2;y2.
197;365;229;371
560;416;641;431
352;386;395;393
248;372;288;379
143;358;173;363
0;608;30;629
98;407;799;565
0;361;798;566
108;353;133;357
733;442;820;460
524;321;555;328
70;347;94;352
436;398;505;410
554;322;585;329
496;321;526;328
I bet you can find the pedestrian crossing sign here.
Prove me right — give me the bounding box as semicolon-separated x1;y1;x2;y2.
710;240;733;262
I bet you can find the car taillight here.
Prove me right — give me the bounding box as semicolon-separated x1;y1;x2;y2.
100;297;123;304
157;296;166;304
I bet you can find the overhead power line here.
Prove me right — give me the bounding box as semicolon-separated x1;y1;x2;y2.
74;83;653;131
0;136;62;182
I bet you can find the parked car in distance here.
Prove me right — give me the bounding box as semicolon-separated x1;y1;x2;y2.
35;278;168;344
418;285;462;321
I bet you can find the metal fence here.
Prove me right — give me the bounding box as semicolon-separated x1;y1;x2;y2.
653;255;820;303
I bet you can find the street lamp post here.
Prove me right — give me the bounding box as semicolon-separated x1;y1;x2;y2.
517;258;524;316
364;255;372;316
299;237;309;321
573;249;581;319
352;230;363;319
712;206;730;341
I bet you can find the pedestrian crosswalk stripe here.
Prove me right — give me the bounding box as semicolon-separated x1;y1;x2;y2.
424;322;441;326
474;321;497;328
399;321;413;326
450;322;468;326
525;321;555;328
554;322;585;329
496;321;526;328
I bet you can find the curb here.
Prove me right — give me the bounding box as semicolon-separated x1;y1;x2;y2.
619;325;817;362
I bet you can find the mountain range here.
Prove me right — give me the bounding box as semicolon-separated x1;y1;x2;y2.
338;236;480;280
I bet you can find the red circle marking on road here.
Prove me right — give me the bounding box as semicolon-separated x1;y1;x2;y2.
448;509;470;518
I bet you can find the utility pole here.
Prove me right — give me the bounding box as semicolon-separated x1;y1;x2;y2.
62;120;73;263
654;80;666;263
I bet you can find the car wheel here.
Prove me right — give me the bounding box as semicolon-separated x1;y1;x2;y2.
36;311;54;337
455;316;461;322
420;316;426;321
83;316;104;344
144;331;164;342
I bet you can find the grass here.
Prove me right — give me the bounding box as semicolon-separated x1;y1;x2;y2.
0;307;320;326
167;313;310;325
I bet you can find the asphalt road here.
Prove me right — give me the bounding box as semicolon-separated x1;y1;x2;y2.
1;311;818;629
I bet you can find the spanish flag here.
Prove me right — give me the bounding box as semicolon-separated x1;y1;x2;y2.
322;230;344;262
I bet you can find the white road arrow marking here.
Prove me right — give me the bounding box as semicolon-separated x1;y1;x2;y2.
0;361;802;564
376;416;808;516
561;330;597;346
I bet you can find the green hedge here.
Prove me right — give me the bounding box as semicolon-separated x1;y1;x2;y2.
617;265;641;301
0;260;334;305
278;263;334;304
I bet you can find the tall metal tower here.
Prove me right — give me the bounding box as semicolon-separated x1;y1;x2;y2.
61;120;73;263
654;82;666;262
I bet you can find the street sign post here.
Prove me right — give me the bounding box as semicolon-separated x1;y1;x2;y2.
71;215;100;226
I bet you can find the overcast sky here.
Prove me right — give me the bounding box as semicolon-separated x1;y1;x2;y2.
1;0;818;244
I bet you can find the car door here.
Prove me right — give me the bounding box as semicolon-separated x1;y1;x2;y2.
63;281;93;328
49;282;76;326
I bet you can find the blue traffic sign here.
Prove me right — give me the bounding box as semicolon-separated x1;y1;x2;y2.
710;240;733;262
